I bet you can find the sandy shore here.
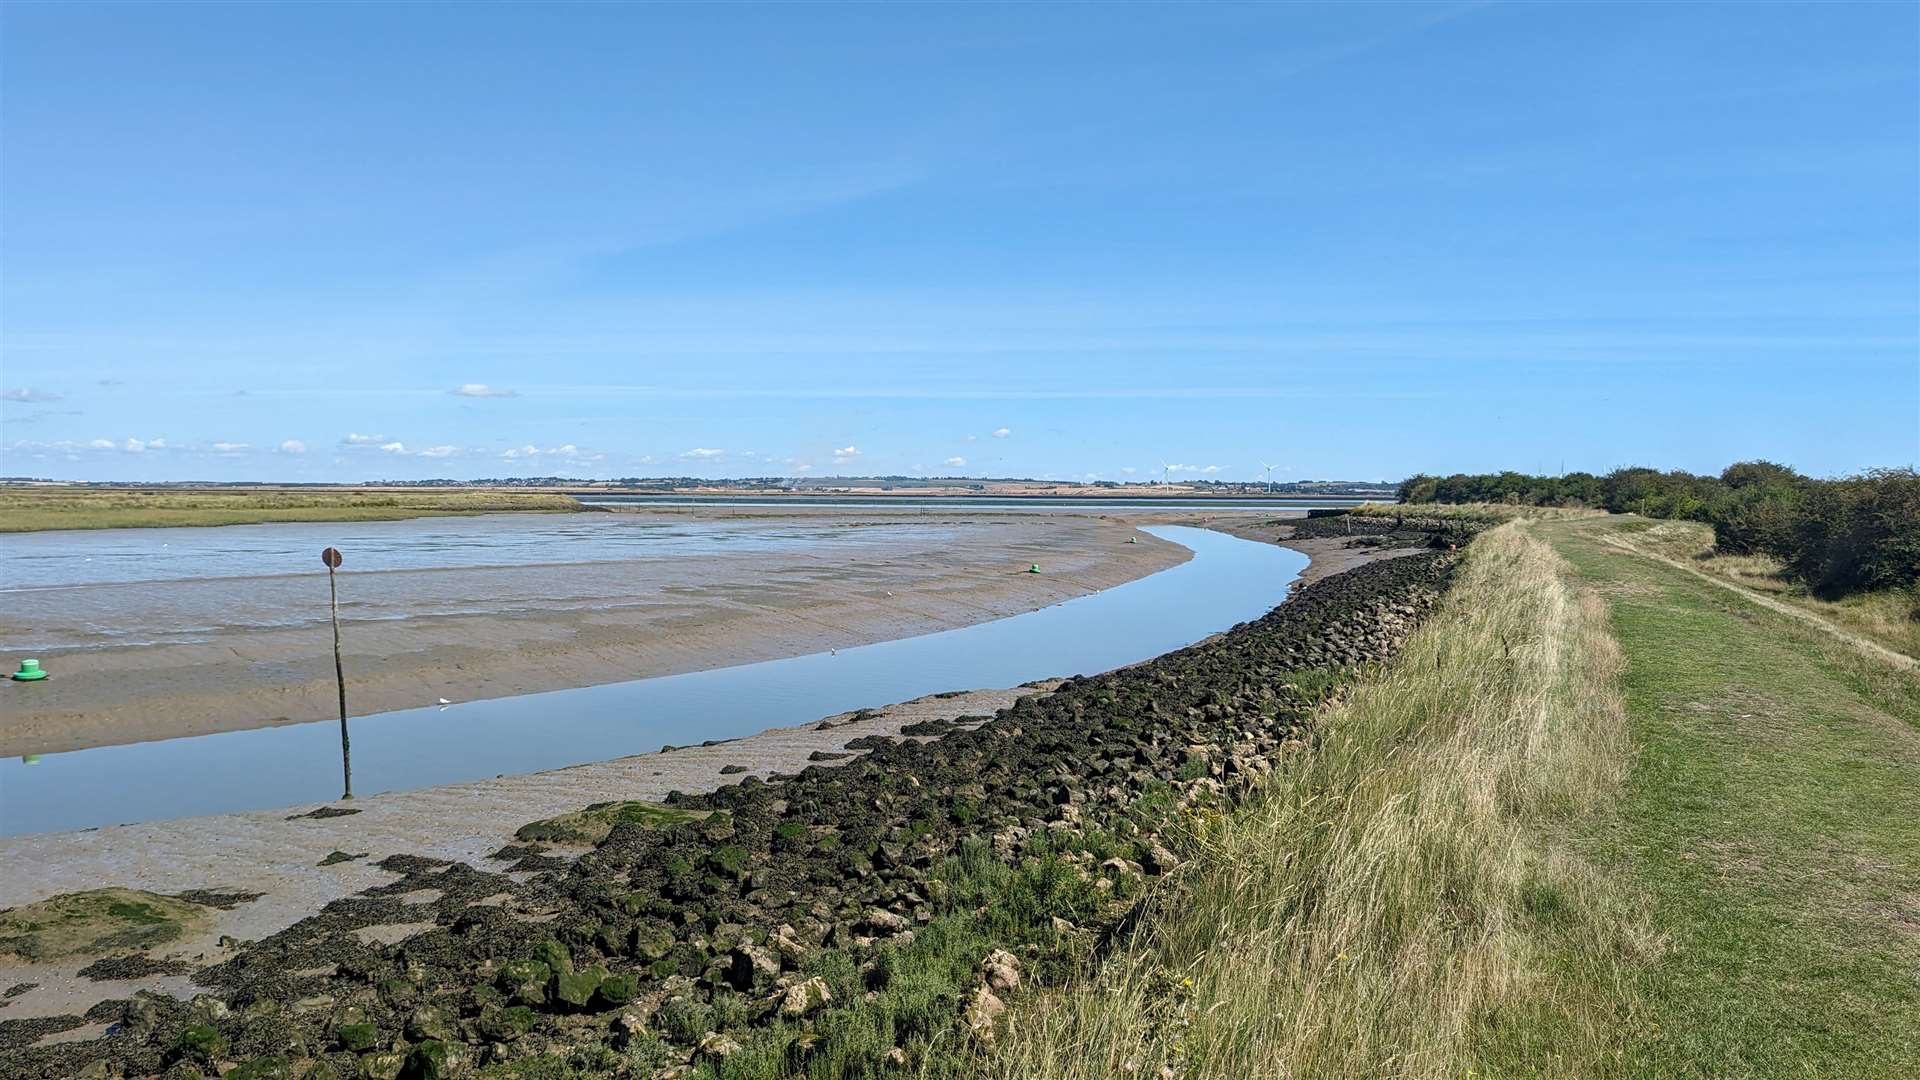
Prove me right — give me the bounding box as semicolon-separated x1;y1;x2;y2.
0;512;1185;757
0;525;1421;1021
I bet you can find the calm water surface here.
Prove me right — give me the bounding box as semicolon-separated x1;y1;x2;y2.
0;526;1303;836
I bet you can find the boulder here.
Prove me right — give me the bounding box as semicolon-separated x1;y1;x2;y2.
779;976;833;1018
979;949;1022;994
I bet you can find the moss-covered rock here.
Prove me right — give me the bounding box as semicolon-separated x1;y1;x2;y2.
171;1023;226;1065
397;1039;447;1080
552;963;607;1009
0;887;212;961
474;1004;535;1042
334;1021;380;1052
513;801;708;846
532;937;572;975
495;958;551;1006
592;972;639;1009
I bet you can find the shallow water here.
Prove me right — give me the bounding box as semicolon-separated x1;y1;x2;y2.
0;526;1304;836
579;495;1370;510
0;515;973;651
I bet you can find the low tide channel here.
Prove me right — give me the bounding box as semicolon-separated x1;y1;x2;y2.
0;526;1305;836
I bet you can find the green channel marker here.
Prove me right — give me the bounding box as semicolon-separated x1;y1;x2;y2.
10;658;47;681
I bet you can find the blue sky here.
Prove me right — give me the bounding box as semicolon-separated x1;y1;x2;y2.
2;1;1915;483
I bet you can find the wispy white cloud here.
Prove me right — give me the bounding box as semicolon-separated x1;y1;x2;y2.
680;447;725;460
1;387;60;403
279;440;307;454
451;383;516;398
212;441;249;452
343;433;384;445
944;456;966;467
831;445;862;464
991;427;1011;438
88;438;115;450
379;441;407;453
419;445;457;458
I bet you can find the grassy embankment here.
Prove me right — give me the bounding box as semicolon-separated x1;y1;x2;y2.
0;489;583;532
984;512;1920;1078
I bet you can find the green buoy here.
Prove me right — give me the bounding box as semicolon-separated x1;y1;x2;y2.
1126;536;1138;544
1027;564;1041;573
10;658;47;681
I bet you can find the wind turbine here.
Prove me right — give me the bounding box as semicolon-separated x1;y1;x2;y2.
1260;462;1277;493
1161;463;1173;486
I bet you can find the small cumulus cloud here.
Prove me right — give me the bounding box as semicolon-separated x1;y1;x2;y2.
279;440;307;454
343;433;384;445
991;427;1011;438
680;447;725;460
451;383;516;398
1;387;61;403
419;445;457;458
963;434;978;443
123;438;148;453
212;442;250;452
89;438;115;450
379;441;407;453
945;456;967;467
831;445;861;464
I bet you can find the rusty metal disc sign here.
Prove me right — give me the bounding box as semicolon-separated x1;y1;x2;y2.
321;547;344;569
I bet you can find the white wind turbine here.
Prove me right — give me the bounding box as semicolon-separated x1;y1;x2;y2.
1260;462;1277;493
1161;462;1174;486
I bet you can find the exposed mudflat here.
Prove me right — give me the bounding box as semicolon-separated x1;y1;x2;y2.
0;512;1186;757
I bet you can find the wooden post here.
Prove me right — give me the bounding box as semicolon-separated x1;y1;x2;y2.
323;547;351;799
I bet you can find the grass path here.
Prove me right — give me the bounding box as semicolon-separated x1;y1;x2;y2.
1594;527;1916;670
1546;517;1920;1077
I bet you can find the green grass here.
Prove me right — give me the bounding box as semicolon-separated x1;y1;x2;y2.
0;488;582;532
1545;517;1920;1078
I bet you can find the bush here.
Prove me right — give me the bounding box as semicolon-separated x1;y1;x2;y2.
1396;462;1917;599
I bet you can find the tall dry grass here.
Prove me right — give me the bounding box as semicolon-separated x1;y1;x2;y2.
984;522;1654;1079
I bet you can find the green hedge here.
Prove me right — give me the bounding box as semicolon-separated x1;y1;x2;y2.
1396;463;1919;598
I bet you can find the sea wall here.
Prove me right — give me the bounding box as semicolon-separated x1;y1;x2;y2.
2;549;1461;1079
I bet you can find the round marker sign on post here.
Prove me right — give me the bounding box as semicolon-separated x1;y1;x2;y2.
323;547;351;799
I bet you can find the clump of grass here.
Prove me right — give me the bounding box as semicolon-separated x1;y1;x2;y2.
983;522;1654;1079
0;488;581;532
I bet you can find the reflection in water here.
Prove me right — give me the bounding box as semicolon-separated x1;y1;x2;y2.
0;527;1306;836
